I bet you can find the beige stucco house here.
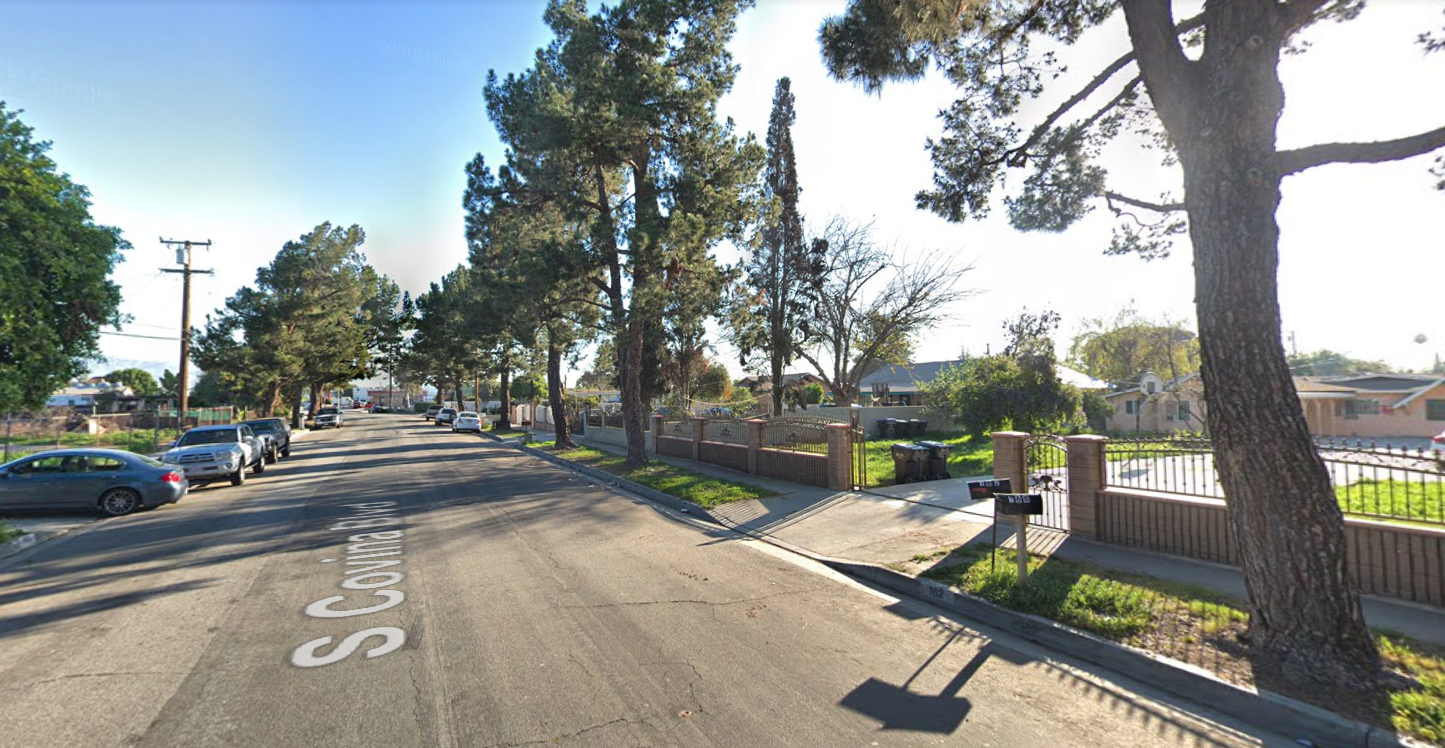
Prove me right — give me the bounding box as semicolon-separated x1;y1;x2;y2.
1103;372;1208;433
1296;374;1445;438
1104;371;1445;438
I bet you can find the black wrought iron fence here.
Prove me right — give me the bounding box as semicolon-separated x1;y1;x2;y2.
1317;440;1445;525
702;418;749;445
1024;434;1070;532
762;415;840;455
1102;435;1445;526
659;414;691;438
1104;437;1222;498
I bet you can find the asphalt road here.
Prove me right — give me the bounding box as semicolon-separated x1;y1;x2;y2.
0;412;1299;748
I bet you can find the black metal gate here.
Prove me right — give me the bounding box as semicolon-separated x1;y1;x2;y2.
850;408;868;490
1024;434;1070;532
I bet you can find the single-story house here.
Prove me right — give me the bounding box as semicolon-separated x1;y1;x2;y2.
47;380;133;408
1296;373;1445;439
1103;372;1207;433
1103;371;1445;438
861;360;1107;406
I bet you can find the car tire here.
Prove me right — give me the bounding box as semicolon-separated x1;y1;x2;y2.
282;446;291;458
231;465;246;486
265;449;278;465
98;488;142;517
254;456;266;474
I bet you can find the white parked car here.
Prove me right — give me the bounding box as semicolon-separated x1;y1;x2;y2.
452;411;483;433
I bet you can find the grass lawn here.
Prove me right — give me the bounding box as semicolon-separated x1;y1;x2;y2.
540;444;774;509
0;521;22;544
861;431;993;487
2;428;182;457
921;543;1445;742
1337;479;1445;525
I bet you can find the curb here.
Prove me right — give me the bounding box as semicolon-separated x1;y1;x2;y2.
495;436;1422;748
0;530;44;561
511;441;719;523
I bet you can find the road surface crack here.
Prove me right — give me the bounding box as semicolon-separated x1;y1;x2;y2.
481;717;656;747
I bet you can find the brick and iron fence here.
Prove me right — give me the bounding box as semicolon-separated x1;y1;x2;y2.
651;414;852;490
994;432;1445;607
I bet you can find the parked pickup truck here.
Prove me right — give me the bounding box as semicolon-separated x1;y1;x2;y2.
160;424;267;487
314;406;344;429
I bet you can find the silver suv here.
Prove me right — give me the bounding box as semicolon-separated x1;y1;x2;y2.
161;424;266;487
314;406;344;429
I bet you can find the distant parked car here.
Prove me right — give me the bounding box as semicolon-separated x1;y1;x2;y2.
0;448;188;516
161;424;268;487
452;411;482;433
241;417;292;460
1432;429;1444;453
425;405;441;421
314;406;344;429
435;407;458;427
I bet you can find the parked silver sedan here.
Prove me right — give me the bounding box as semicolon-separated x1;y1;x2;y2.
0;448;188;516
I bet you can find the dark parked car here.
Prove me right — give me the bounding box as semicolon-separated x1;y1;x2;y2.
241;417;292;459
425;405;441;421
0;448;188;516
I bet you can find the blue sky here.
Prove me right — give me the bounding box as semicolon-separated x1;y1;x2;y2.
4;1;1443;384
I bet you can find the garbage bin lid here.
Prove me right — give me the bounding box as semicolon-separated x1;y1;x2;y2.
917;440;949;448
891;442;927;450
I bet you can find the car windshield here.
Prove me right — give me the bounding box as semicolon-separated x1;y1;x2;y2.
440;409;456;415
246;421;277;432
458;412;478;418
318;408;339;415
134;454;165;468
176;429;237;446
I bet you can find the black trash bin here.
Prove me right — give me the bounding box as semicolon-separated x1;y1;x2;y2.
916;440;952;480
876;418;897;439
906;419;926;437
890;443;928;483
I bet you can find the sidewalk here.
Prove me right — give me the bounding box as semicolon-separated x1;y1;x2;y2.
573;433;1445;648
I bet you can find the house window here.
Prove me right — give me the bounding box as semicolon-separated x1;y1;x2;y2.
1125;400;1137;415
1427;400;1445;422
1146;381;1157;394
1178;401;1192;421
1339;399;1381;419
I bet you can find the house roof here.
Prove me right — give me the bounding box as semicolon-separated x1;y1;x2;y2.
1106;372;1199;399
860;360;961;389
1319;373;1442;392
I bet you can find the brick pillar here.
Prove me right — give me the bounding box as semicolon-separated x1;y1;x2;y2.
692;417;706;461
826;423;853;491
650;414;663;454
746;419;766;474
1065;435;1107;539
991;431;1029;494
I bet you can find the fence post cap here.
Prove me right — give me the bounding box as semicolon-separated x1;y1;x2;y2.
991;431;1030;439
745;418;768;425
1064;434;1109;443
824;422;850;431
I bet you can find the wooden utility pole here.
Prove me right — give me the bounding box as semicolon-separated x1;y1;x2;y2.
160;238;213;429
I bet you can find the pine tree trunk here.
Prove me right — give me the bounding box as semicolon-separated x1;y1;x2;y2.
498;361;512;431
1156;3;1381;697
620;316;647;467
547;337;574;449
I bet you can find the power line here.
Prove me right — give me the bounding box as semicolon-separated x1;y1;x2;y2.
100;330;180;341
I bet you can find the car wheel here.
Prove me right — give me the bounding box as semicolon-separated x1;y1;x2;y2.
254;456;266;474
265;449;278;465
281;446;291;458
231;465;246;486
98;488;141;517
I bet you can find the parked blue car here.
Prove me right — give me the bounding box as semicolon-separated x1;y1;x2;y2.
0;448;189;516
